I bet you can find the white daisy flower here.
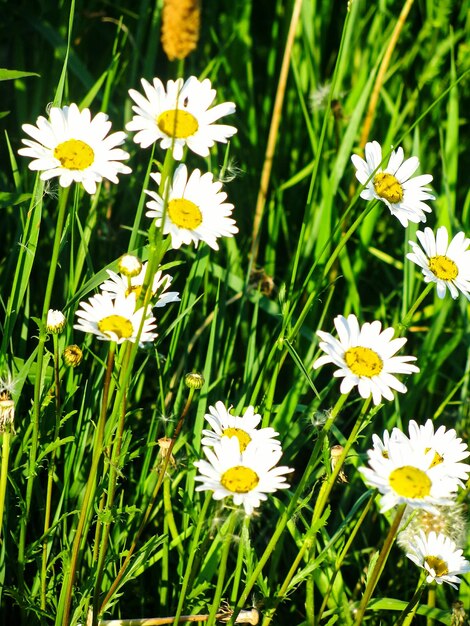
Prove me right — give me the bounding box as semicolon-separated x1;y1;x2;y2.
401;419;470;485
194;436;293;515
405;531;470;588
18;103;131;195
74;292;157;344
406;226;470;301
126;76;237;160
359;434;459;513
145;164;238;250
201;401;281;452
351;140;434;226
312;314;419;405
100;263;180;308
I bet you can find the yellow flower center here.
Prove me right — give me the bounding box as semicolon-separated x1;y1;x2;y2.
344;346;383;377
428;255;458;281
222;428;252;453
168;198;203;229
425;556;449;578
424;447;444;469
157;109;199;138
373;172;404;203
220;466;259;493
53;139;95;170
389;466;432;498
97;315;134;340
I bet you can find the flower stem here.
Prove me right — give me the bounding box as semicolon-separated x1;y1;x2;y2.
229;393;349;625
58;343;116;626
0;430;12;539
399;283;434;335
99;386;197;615
18;185;70;591
395;575;427;626
206;512;238;626
172;493;212;625
41;332;63;610
352;503;407;626
262;399;371;626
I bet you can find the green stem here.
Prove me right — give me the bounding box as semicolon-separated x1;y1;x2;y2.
352;503;407;626
206;512;238;626
315;492;375;625
41;332;63;610
18;185;70;590
0;431;12;539
395;575;427;626
262;399;371;626
92;344;131;625
230;516;250;604
172;493;212;626
426;584;435;626
58;343;116;626
399;283;434;335
99;387;197;615
229;393;349;625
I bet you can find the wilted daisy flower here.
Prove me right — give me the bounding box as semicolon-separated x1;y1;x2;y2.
351;141;434;227
126;76;237;160
402;419;470;485
405;531;470;588
359;431;460;513
312;314;419;405
407;226;470;301
201;401;281;452
194;436;292;515
145;164;238;250
100;263;180;308
18;103;131;195
74;293;157;344
398;504;468;553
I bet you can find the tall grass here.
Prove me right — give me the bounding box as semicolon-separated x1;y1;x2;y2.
0;0;469;625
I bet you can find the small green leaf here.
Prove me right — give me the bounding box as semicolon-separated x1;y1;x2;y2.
0;68;40;81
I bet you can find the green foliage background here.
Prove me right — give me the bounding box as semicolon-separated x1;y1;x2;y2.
0;0;468;624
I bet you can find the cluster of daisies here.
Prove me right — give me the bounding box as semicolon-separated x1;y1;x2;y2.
19;75;238;254
313;141;469;408
73;256;179;344
352;140;470;301
193;401;293;515
18;75;240;344
359;419;470;587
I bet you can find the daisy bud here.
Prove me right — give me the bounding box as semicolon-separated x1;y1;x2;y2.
185;371;205;390
46;309;66;334
118;254;143;278
161;0;201;62
62;345;83;368
0;391;15;434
